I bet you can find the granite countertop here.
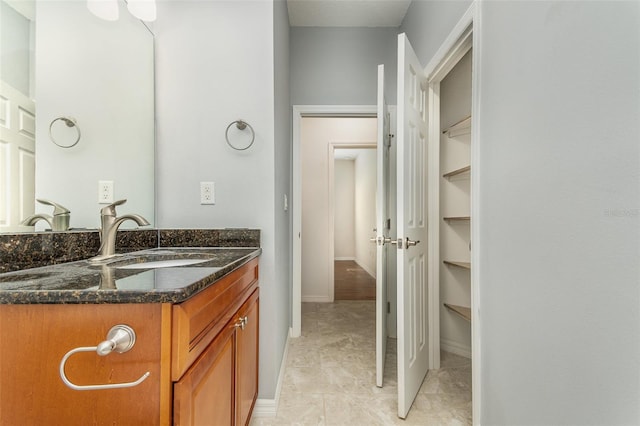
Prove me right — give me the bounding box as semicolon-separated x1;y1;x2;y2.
0;247;261;304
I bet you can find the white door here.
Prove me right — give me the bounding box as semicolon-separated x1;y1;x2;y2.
375;64;391;388
0;81;36;232
396;33;430;419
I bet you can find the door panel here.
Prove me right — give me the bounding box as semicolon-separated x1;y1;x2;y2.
0;81;35;231
375;64;391;388
235;290;259;426
173;324;235;426
396;33;430;419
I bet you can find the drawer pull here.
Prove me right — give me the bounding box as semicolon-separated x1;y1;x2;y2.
234;316;249;330
59;324;151;391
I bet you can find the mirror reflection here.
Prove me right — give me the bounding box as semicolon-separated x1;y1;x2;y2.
0;0;155;233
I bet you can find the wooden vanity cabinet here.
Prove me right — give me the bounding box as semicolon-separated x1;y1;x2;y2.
0;258;259;426
173;289;259;426
172;258;259;426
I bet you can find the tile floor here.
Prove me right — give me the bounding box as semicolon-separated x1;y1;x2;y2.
251;301;472;425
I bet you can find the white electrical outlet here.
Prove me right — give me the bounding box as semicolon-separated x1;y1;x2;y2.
98;180;114;204
200;182;215;205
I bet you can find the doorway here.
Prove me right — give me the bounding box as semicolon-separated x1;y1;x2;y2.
333;147;377;301
297;114;376;305
422;9;479;420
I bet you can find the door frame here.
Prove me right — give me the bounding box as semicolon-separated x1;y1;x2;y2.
423;2;481;421
291;105;376;338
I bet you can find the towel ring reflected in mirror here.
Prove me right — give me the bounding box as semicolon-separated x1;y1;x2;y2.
49;116;81;148
225;119;255;151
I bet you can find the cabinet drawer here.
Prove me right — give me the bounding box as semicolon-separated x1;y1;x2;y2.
172;258;258;380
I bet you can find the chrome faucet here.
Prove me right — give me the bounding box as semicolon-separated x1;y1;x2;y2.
91;199;149;262
21;199;70;231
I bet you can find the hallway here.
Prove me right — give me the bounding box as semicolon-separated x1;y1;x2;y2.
251;301;472;425
334;260;376;300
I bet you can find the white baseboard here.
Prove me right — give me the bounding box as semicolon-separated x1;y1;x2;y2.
334;256;355;261
252;399;277;418
441;337;472;359
301;295;332;303
251;331;290;418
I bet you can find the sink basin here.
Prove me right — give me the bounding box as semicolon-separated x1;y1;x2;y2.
115;258;211;269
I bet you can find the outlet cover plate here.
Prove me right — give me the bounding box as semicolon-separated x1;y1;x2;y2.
98;180;114;204
200;182;215;205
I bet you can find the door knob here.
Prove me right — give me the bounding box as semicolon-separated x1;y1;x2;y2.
405;237;420;247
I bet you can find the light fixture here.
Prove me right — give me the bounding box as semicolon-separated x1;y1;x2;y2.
87;0;119;21
127;0;156;22
87;0;156;22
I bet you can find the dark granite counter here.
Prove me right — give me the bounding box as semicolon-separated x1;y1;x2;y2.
0;228;260;273
0;247;261;304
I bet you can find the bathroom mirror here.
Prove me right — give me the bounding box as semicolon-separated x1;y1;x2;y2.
0;0;155;233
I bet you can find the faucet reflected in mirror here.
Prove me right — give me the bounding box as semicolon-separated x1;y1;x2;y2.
21;199;70;231
90;199;150;262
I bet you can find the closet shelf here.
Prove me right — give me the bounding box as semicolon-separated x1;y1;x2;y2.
444;303;471;322
443;260;471;270
442;115;471;137
442;165;470;179
443;216;470;222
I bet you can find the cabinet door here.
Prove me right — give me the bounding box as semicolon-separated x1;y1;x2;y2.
235;290;259;426
0;303;167;426
174;324;235;426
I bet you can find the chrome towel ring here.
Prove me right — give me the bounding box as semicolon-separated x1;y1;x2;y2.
49;116;81;148
59;324;150;391
225;119;255;151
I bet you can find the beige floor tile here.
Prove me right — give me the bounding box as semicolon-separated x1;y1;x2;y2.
324;393;402;426
440;351;472;369
254;301;472;425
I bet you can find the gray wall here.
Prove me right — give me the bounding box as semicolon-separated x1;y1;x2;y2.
404;1;640;424
400;0;472;66
154;0;287;400
478;2;639;423
290;27;398;105
272;0;291;397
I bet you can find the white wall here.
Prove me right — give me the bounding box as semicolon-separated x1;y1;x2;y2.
1;0;31;97
290;27;398;105
155;0;288;400
404;1;640;423
35;0;154;230
301;117;376;301
334;159;355;260
353;149;376;277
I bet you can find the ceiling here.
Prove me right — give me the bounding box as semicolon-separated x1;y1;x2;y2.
287;0;412;27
